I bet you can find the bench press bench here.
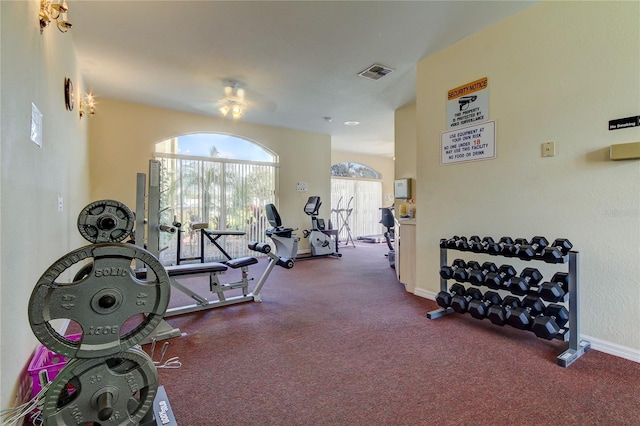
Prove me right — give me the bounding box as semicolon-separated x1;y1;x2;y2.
137;256;261;317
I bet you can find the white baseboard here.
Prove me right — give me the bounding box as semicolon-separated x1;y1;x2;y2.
412;288;640;364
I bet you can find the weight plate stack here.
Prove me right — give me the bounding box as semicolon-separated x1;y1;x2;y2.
77;199;135;244
41;346;158;426
28;243;170;359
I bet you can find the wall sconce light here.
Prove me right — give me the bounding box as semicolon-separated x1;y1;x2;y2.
218;82;246;120
79;93;96;118
40;0;73;34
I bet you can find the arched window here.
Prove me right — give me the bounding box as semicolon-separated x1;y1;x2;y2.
331;162;381;179
330;162;382;243
155;133;278;263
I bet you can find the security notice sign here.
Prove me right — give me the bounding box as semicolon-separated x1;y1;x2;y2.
441;121;496;165
447;77;489;129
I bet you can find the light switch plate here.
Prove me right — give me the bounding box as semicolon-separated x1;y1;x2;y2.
542;141;555;157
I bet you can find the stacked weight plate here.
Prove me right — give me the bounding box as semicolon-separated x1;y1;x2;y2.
28;200;170;426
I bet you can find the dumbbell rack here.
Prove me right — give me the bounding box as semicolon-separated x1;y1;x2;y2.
427;241;591;367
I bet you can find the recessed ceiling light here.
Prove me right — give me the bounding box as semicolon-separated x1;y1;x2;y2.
344;121;360;126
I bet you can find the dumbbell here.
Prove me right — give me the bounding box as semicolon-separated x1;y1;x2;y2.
450;286;483;313
503;237;529;258
507;295;546;330
439;236;469;251
484;264;517;289
470;236;494;253
439;259;467;280
468;262;498;286
542;238;573;263
538;272;569;302
439;236;460;248
468;291;503;320
486;237;514;255
487;295;521;326
531;304;570;340
435;283;466;309
507;267;543;296
452;261;481;283
518;236;549;260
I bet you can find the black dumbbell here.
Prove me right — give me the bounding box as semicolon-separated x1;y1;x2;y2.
486;237;514;255
439;259;467;280
468;291;503;320
487;295;521;326
503;237;529;257
439;236;456;248
541;238;573;263
508;267;543;296
518;236;549;260
452;261;481;283
440;236;469;251
451;286;483;313
468;262;498;286
435;283;466;308
484;264;517;289
470;236;495;253
439;235;461;248
450;236;470;251
531;304;570;340
507;295;546;330
539;272;569;302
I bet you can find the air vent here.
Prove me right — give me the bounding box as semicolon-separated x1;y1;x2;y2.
357;64;394;81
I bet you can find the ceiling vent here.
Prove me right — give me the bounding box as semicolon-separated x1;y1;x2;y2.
357;64;394;81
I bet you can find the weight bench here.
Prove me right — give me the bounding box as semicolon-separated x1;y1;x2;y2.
137;256;260;317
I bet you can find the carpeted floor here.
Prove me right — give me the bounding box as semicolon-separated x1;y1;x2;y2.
145;242;640;426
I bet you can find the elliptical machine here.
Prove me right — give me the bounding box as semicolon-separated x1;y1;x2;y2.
380;207;395;268
302;196;341;258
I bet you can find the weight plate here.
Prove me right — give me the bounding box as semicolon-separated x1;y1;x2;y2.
42;347;158;426
29;243;170;358
77;200;135;243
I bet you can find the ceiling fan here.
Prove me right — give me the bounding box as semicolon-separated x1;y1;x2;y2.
217;80;247;119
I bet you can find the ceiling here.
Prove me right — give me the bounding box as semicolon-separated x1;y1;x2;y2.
69;1;535;157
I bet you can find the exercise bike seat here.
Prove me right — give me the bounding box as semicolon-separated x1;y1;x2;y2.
265;203;295;237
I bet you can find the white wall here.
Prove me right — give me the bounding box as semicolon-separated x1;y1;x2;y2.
88;99;332;252
413;2;640;352
0;1;91;407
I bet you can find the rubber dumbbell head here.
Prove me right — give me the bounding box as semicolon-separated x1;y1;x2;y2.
468;290;503;320
531;304;569;340
507;295;545;330
542;238;573;263
485;264;517;290
451;287;482;313
468;262;498;286
518;236;549;260
487;295;521;326
508;267;543;296
503;238;529;257
436;283;466;308
439;259;467;280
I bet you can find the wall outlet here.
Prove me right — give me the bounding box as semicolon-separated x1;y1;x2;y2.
542;141;556;157
58;195;64;212
297;182;308;192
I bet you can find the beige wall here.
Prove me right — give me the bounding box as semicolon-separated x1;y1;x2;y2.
394;103;417;214
411;1;640;354
1;1;91;407
331;150;395;206
88;99;332;252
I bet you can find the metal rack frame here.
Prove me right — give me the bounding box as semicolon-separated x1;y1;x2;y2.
427;243;591;367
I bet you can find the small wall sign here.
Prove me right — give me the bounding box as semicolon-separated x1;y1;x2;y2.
608;115;639;131
447;77;489;129
441;121;496;165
